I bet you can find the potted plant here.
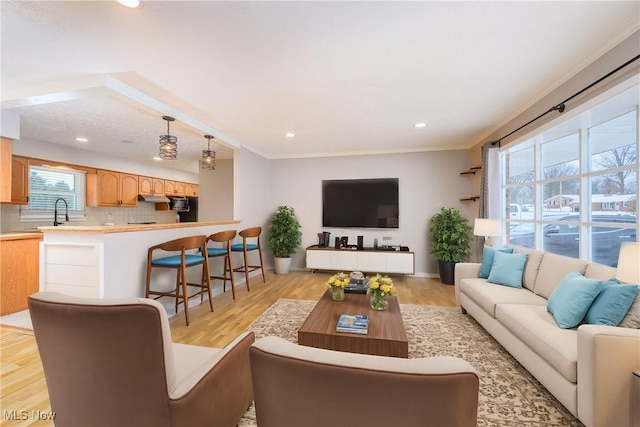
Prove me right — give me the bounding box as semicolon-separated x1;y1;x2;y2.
429;207;473;285
268;205;302;274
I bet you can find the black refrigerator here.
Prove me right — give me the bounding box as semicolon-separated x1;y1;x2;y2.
177;197;198;222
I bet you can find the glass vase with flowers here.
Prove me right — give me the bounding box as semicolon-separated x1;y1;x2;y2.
327;272;349;301
367;274;395;310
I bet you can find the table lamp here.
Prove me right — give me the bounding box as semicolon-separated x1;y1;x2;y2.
616;242;640;284
474;218;502;247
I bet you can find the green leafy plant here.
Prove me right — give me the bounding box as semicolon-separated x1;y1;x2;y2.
429;207;473;263
268;205;302;258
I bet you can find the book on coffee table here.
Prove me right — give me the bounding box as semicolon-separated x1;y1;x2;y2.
336;314;369;335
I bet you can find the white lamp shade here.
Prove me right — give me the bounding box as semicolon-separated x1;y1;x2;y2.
616;242;640;284
474;218;502;237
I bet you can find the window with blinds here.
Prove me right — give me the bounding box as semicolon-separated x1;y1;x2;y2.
20;165;87;222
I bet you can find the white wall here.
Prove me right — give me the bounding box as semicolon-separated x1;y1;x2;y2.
268;150;474;276
198;158;234;221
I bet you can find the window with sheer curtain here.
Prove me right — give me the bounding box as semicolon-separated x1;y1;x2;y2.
20;165;87;222
501;84;638;267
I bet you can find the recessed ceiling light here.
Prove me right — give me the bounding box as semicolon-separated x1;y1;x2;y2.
116;0;142;8
414;123;426;128
285;133;295;138
76;137;88;142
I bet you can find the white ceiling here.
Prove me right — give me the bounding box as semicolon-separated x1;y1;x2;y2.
1;1;638;174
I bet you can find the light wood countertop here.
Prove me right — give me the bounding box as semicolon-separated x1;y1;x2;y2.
37;220;240;234
0;232;44;241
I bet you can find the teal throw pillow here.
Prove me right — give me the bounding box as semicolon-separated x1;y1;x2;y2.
486;251;528;288
547;271;602;329
478;247;514;279
584;278;639;326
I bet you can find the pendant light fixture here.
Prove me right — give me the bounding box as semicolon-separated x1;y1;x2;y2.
159;116;177;160
201;135;216;170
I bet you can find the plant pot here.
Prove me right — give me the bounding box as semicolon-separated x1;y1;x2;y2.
438;261;456;285
274;257;292;274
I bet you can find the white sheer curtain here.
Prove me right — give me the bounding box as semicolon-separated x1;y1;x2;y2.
478;141;502;251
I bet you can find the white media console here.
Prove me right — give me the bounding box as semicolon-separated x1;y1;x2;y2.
306;247;415;275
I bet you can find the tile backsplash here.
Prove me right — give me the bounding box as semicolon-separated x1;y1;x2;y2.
1;203;176;233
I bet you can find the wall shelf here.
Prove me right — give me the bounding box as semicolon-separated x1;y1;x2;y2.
460;166;482;176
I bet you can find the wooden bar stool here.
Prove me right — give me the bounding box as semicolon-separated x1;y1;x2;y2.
205;230;237;299
231;226;266;291
145;235;212;326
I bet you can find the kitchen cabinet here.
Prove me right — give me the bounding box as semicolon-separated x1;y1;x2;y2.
139;176;165;195
11;156;29;204
185;183;199;197
90;170;139;207
1;233;42;315
0;138;11;203
165;180;185;196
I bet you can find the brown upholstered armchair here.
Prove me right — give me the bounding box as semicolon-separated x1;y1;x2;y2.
250;336;479;427
28;292;254;427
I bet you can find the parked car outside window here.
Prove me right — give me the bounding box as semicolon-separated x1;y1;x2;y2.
508;214;637;267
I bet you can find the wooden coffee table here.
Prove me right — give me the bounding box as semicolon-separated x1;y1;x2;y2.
297;289;409;358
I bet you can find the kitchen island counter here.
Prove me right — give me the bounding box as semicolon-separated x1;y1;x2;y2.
39;220;242;312
39;220;239;234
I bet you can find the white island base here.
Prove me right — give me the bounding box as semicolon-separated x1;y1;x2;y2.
39;221;241;314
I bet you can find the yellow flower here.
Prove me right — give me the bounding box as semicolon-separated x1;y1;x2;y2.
370;281;379;289
327;272;349;289
380;284;391;294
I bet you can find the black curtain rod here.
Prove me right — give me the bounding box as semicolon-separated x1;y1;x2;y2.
492;54;640;147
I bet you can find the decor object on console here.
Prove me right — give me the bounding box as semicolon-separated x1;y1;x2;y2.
158;115;178;160
368;274;395;310
327;272;349;301
429;207;473;285
267;205;302;274
201;134;216;170
29;292;255;427
473;218;502;246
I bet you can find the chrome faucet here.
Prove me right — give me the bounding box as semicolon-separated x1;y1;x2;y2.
54;198;69;226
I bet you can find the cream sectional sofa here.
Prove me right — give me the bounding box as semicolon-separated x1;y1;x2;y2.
454;246;640;427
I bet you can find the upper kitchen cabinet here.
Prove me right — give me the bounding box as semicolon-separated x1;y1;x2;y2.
88;170;138;207
0;138;12;203
185;183;199;197
165;180;185;197
139;176;165;196
10;156;29;204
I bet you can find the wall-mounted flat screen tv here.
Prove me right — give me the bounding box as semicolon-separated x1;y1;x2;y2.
322;178;399;228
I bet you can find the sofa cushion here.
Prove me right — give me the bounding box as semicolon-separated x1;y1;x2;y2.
620;294;640;328
460;278;547;318
547;271;602;329
513;246;544;292
487;252;528;288
584;262;617;281
478;247;514;279
496;304;578;383
584;278;640;327
533;253;588;299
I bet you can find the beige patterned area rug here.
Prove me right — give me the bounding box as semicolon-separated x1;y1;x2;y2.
240;299;582;427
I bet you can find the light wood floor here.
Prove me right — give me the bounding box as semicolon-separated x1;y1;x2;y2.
0;271;456;426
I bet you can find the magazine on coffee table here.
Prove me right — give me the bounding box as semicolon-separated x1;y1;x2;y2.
336;314;369;334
